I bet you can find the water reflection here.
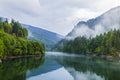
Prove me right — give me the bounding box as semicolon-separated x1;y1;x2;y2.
0;56;45;80
1;52;120;80
54;55;120;80
26;55;73;80
26;55;62;78
27;67;73;80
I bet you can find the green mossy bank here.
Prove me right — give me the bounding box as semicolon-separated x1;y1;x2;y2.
0;18;45;59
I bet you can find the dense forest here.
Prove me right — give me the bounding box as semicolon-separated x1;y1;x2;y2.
0;18;45;59
55;29;120;56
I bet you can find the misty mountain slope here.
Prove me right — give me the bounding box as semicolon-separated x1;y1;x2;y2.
66;6;120;39
53;6;120;51
22;24;63;51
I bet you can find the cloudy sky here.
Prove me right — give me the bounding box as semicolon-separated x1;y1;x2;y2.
0;0;120;36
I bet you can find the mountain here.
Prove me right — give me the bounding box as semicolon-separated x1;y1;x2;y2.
53;6;120;52
0;17;63;51
54;6;120;56
0;20;45;58
22;24;63;51
66;6;120;39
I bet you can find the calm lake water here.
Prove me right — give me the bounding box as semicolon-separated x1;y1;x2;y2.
0;52;120;80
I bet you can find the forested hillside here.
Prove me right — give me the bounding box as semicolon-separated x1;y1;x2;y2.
0;18;45;59
55;29;120;56
22;24;63;51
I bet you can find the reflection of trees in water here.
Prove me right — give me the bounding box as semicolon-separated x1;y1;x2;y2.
0;56;45;80
55;56;120;80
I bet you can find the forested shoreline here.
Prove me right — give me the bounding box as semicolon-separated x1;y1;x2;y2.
55;29;120;57
0;18;45;59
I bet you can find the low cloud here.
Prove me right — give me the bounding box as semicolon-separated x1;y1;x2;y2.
0;0;119;35
66;6;120;39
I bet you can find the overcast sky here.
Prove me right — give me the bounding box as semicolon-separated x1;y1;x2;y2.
0;0;120;36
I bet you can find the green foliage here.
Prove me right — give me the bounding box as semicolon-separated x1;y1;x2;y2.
61;29;120;56
0;19;3;31
0;39;4;58
12;21;28;38
3;21;12;33
0;18;45;58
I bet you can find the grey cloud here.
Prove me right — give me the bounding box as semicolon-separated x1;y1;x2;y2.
0;0;119;36
66;6;120;39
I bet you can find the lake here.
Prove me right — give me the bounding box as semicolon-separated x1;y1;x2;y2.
0;52;120;80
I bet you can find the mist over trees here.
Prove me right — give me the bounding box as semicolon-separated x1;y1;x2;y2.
0;18;45;58
55;29;120;56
